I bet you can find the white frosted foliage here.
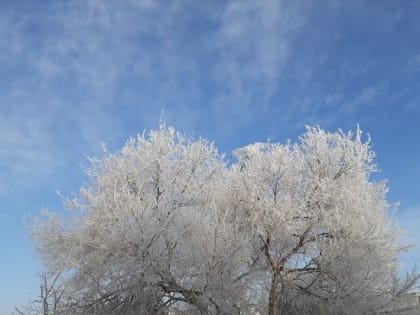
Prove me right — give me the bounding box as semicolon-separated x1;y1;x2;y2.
30;125;419;315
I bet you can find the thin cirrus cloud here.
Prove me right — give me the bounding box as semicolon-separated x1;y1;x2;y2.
0;0;311;194
1;0;419;195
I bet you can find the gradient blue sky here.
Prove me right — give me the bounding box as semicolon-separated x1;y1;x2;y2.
1;1;420;313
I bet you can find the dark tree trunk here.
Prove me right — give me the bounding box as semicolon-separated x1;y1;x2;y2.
268;272;279;315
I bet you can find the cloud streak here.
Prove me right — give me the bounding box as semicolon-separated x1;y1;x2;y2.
0;0;310;193
1;0;419;193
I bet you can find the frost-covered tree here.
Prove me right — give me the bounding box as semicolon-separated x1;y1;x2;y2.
31;125;419;314
32;126;254;314
230;127;419;314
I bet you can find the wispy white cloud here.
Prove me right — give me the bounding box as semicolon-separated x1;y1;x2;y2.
212;1;310;117
0;107;54;193
0;2;128;193
0;0;314;194
343;84;385;114
0;0;211;193
0;0;418;195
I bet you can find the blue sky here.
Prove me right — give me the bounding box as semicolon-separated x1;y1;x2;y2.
1;0;420;313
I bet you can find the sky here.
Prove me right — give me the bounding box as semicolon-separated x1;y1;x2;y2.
0;0;419;313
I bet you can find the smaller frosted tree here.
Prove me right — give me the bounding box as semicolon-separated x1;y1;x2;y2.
229;127;419;314
30;125;419;314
